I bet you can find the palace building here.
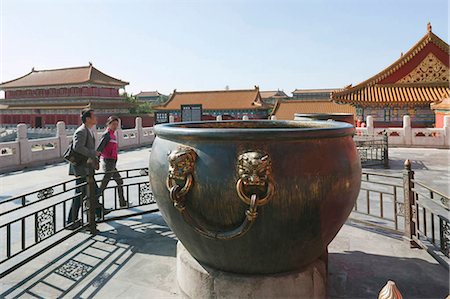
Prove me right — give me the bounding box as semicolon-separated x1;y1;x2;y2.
271;100;355;120
154;87;270;122
431;97;450;128
0;63;131;128
332;23;450;128
136;91;168;105
259;90;289;106
292;88;337;101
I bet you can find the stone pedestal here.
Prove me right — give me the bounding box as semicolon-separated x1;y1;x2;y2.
176;242;327;299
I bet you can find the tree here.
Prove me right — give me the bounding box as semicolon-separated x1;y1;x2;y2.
123;92;154;114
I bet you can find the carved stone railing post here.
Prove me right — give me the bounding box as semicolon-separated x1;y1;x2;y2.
16;123;31;165
403;159;417;247
366;116;374;135
135;117;143;145
403;115;412;145
56;121;69;157
117;118;123;148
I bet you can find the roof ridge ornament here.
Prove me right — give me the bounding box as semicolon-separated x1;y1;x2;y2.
427;22;432;33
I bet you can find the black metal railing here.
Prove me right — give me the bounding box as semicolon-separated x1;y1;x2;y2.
94;168;157;222
352;171;404;232
351;160;449;268
410;179;449;260
2;161;449;277
354;133;389;168
0;167;156;278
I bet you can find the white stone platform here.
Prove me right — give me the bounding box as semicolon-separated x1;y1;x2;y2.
176;242;326;299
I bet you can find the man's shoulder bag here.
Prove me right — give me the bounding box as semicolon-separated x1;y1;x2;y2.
63;141;87;165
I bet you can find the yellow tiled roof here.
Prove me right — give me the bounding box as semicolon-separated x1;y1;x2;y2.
0;64;128;89
155;87;268;110
333;84;450;105
260;90;288;99
271;100;356;120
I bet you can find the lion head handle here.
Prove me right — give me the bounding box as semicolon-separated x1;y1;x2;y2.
237;150;272;187
167;147;197;181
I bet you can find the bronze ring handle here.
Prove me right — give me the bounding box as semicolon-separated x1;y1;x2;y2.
169;187;259;240
166;147;274;240
166;174;193;199
236;178;275;206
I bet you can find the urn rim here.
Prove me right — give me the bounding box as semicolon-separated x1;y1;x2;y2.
153;120;355;141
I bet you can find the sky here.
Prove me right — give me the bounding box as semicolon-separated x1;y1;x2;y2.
0;0;448;96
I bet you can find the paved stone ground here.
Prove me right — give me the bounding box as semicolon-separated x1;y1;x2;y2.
377;147;450;196
1;213;448;299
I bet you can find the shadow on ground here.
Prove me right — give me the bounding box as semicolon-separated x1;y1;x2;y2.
0;213;177;298
345;219;404;241
2;213;449;298
388;158;429;170
328;250;449;299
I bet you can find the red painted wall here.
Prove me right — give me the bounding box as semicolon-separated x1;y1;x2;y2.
2;114;81;127
5;86;121;99
435;112;449;128
118;115;154;129
0;113;155;129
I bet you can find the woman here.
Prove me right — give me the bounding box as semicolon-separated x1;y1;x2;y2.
97;116;127;208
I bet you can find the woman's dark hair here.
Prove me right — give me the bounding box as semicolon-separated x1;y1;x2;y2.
81;108;94;123
106;115;119;125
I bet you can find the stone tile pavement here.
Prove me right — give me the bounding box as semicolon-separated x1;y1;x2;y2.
378;147;449;196
1;213;448;299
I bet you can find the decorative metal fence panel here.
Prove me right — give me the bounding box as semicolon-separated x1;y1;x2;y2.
352;162;449;268
0;167;155;278
94;168;158;222
410;180;449;260
354;133;389;168
351;171;404;232
0;178;88;277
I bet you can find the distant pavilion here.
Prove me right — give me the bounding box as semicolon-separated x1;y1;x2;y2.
332;23;450;128
154;86;270;122
0;63;131;128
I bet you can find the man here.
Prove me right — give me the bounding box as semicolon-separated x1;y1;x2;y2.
97;116;127;208
67;108;106;229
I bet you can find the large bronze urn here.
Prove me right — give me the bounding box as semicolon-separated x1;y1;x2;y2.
149;120;361;274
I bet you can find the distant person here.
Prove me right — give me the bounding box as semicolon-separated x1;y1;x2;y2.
97;116;127;208
67;108;108;229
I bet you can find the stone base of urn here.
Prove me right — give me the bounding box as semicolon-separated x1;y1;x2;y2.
176;242;327;299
